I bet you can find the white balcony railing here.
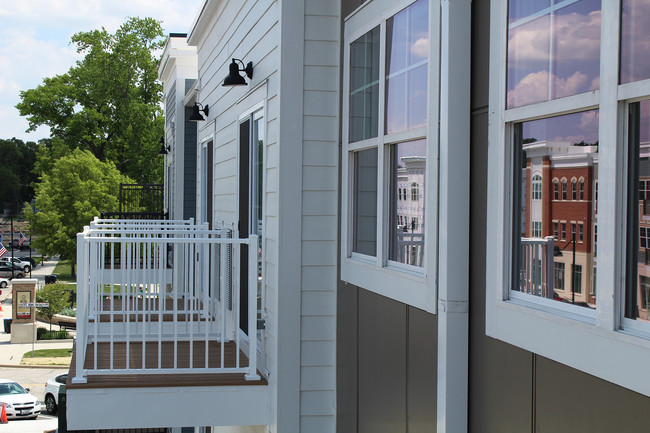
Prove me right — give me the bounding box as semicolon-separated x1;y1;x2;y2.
518;236;555;299
73;218;260;383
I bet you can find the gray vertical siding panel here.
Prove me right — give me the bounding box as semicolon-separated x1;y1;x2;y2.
183;105;197;220
336;282;358;433
407;307;437;433
358;289;407;433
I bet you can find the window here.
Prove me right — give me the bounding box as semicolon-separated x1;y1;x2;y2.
487;0;650;398
531;221;542;238
554;262;565;291
532;174;542;200
553;179;559;200
579;223;584;242
553;222;559;239
561;222;567;241
571;223;577;242
579;178;585;200
572;178;577;201
342;0;439;312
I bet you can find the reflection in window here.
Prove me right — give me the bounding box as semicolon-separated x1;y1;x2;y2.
532;174;542;199
553;179;559;199
389;139;426;267
350;27;380;142
514;111;598;307
353;148;378;256
620;0;650;84
385;0;429;134
507;0;601;108
626;100;650;321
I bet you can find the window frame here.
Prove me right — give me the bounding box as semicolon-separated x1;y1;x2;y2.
486;0;650;397
341;0;441;312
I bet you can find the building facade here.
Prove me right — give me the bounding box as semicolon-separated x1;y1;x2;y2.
66;0;650;432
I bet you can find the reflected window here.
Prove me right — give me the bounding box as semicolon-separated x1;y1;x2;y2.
579;178;585;200
514;111;598;306
350;27;380;142
389;140;426;267
620;0;650;83
507;0;601;108
532;174;542;199
553;179;559;199
352;148;378;256
555;262;566;290
385;0;429;134
626;100;650;321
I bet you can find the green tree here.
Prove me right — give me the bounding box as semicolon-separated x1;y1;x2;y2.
24;149;132;276
16;17;165;184
0;138;38;212
36;283;70;331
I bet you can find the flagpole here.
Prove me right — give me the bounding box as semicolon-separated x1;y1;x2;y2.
9;214;14;279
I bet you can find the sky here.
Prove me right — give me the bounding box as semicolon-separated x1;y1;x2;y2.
0;0;204;143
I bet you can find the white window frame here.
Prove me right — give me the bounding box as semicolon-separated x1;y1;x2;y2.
341;0;441;312
487;0;650;397
199;135;214;226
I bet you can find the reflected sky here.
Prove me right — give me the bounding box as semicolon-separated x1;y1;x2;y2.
507;0;601;108
621;0;650;83
522;110;599;144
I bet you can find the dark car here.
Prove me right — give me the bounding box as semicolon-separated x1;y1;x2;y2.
18;257;36;267
0;265;25;279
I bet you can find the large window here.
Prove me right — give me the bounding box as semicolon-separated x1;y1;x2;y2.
343;0;438;311
487;0;650;398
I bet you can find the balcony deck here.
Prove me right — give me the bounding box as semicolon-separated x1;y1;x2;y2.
91;297;208;323
67;340;267;389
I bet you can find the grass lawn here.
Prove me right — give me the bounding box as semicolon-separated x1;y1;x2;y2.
53;259;76;282
22;348;73;358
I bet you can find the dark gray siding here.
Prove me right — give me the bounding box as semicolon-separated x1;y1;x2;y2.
337;284;437;433
468;0;650;432
183;104;197;220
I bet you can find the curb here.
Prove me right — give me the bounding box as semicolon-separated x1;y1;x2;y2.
0;364;70;369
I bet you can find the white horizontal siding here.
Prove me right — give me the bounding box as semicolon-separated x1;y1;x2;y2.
298;0;340;431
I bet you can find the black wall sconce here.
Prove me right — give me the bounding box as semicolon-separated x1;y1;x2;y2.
222;58;254;86
158;137;170;155
189;103;209;122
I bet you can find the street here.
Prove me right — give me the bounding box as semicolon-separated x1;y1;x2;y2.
0;366;68;432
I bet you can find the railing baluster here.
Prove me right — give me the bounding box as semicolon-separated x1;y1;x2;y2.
246;235;260;380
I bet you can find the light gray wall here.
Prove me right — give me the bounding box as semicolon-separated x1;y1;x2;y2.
467;0;650;432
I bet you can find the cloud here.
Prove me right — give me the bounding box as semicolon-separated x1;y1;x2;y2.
507;70;590;107
410;37;429;59
509;9;601;64
0;0;203;141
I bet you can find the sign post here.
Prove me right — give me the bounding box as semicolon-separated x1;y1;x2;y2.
20;302;49;356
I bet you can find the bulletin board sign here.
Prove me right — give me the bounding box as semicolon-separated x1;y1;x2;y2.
16;291;32;319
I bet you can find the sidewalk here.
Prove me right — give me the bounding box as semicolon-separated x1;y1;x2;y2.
0;257;74;367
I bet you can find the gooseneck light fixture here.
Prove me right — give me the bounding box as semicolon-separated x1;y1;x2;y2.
158;137;170;155
189;103;210;122
222;58;254;86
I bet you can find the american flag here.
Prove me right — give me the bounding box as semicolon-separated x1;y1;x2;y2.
18;232;27;246
0;244;6;258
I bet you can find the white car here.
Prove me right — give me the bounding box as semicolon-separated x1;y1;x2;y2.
0;379;42;419
0;277;8;288
44;373;67;414
0;257;31;273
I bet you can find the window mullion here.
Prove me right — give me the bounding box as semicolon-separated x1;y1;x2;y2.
595;0;621;331
376;21;388;268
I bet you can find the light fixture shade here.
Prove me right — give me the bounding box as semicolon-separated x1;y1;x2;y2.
223;60;247;86
189;103;205;121
158;144;168;155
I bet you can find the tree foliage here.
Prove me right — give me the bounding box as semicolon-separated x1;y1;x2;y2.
24;149;132;275
16;17;165;184
36;283;71;330
0;138;38;212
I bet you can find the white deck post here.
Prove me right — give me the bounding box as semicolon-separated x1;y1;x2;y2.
245;234;260;381
73;229;89;384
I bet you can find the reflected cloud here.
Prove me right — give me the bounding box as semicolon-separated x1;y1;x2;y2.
411;37;429;58
508;70;588;107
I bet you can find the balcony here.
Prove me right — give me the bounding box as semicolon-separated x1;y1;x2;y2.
65;218;268;430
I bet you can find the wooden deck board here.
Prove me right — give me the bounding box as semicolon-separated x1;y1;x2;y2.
67;340;267;389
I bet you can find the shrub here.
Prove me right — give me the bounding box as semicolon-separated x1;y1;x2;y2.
59;307;76;317
37;328;70;340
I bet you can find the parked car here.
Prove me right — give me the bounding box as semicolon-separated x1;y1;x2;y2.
0;277;8;288
0;257;31;273
0;265;24;280
8;239;30;250
0;379;42;419
18;256;36;267
44;373;67;414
